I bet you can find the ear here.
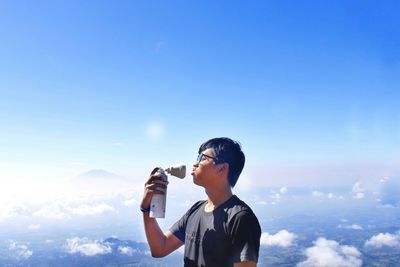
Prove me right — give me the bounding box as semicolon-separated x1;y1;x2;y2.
219;163;229;174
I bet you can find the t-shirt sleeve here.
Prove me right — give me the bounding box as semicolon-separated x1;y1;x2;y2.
230;210;261;263
169;200;205;242
169;212;187;242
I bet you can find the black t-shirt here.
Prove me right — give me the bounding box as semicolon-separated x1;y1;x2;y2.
170;195;261;267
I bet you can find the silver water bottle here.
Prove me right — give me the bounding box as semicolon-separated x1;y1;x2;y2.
149;165;186;218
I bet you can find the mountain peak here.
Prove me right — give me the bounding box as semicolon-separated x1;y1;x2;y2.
78;169;125;180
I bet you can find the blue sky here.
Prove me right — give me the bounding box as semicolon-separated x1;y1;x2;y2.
0;1;399;199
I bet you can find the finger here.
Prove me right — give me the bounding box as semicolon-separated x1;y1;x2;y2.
146;185;167;194
152;180;169;186
149;188;167;194
149;174;165;181
145;176;168;187
150;167;162;175
146;183;167;191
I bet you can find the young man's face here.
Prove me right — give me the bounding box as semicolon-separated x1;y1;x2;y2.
191;148;221;187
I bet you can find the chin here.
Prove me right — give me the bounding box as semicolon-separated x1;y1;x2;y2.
192;176;202;186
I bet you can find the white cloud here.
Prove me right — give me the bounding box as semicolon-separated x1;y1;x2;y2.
118;246;134;256
9;241;33;260
65;237;112;256
118;246;150;256
365;232;400;248
312;191;324;198
123;198;138;206
353;192;365;199
235;173;253;192
270;193;281;204
112;142;124;146
28;224;41;230
0;204;30;222
379;177;389;183
33;201;115;219
311;191;344;200
352;182;365;199
297;238;362;267
0;206;18;222
260;230;297;247
146;121;165;141
328;193;344;200
33;203;70;220
350;224;363;230
280;187;288;194
337;224;363;230
71;203;115;216
378;177;400;207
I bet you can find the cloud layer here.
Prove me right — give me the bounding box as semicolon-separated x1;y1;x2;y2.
365;232;400;248
65;237;112;256
33;201;116;220
337;224;363;230
9;241;33;260
297;238;362;267
352;182;365;199
261;230;297;247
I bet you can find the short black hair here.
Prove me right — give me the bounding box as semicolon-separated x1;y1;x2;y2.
198;137;245;187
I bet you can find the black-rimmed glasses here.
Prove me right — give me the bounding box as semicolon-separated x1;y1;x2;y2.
196;153;218;163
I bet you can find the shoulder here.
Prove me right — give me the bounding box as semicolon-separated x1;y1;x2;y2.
169;200;207;239
185;200;207;215
190;199;207;210
224;196;261;232
224;196;258;219
175;199;207;224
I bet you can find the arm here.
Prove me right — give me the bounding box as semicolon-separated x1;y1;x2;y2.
231;210;262;265
140;167;184;257
234;261;257;267
143;213;183;257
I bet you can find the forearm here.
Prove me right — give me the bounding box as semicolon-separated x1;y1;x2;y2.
143;212;168;257
141;167;181;257
234;261;257;267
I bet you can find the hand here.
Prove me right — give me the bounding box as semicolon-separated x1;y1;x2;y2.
140;167;169;210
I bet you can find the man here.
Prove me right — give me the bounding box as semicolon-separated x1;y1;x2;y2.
140;137;261;266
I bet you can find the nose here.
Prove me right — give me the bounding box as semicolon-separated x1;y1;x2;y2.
193;161;199;167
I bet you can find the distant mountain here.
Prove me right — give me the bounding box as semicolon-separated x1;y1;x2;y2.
77;169;127;182
89;237;181;266
0;237;181;267
104;237;150;253
2;215;400;267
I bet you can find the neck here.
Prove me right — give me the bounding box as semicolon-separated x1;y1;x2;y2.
205;185;233;210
